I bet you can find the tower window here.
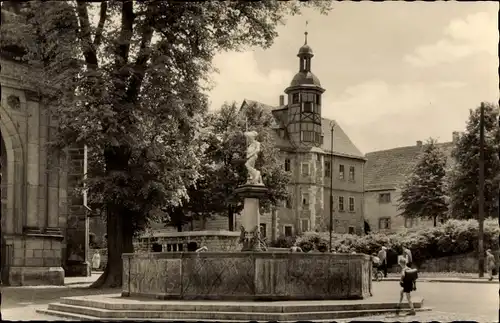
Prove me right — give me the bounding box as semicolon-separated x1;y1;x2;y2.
316;95;321;105
284;158;291;172
302;192;310;206
301;163;310;176
301;131;314;142
292;93;300;104
303;102;313;113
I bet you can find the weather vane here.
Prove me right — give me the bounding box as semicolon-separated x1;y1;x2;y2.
304;20;308;45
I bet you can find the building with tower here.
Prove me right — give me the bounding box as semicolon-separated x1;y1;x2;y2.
242;32;366;237
145;33;366;250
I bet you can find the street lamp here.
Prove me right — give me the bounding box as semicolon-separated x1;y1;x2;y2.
329;122;335;252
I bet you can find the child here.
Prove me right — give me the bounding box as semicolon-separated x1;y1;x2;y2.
396;257;417;316
486;249;496;281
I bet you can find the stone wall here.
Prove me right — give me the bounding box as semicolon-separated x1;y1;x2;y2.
387;252;499;274
122;252;372;300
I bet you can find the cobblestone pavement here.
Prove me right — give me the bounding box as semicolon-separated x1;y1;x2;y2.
1;280;497;321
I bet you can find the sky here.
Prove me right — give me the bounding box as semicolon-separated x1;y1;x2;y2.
208;2;499;154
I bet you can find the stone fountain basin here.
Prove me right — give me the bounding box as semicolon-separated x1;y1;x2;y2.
122;252;372;301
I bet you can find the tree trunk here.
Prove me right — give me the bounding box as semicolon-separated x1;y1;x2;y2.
228;208;234;231
90;146;133;289
433;216;437;227
90;206;133;288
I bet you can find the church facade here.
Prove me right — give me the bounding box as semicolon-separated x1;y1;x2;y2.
0;53;89;286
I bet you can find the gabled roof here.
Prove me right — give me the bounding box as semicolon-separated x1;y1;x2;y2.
240;99;365;160
364;142;454;191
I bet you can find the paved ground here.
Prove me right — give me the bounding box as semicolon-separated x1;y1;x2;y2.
1;278;498;321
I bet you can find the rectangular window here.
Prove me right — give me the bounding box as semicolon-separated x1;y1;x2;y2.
286;196;292;209
349;166;355;181
301;162;310;176
316;94;321;105
284;158;291;172
292;93;300;104
379;193;391;203
301;130;314;142
325;160;331;178
260;223;267;238
338;196;345;212
301;219;310;232
177;244;183;252
320;135;324;145
284;225;293;237
316;154;321;162
302;192;310;206
404;217;418;228
348;196;355;212
348;226;355;234
379;217;391;230
302;102;313;113
339;164;345;180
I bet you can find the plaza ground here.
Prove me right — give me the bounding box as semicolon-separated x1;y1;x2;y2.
1;273;497;322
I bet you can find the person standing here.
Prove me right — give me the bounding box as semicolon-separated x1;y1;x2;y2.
486;249;496;281
396;257;417;316
378;246;388;278
91;252;101;270
403;247;413;268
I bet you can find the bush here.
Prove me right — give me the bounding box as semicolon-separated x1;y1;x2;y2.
271;235;296;248
296;219;499;265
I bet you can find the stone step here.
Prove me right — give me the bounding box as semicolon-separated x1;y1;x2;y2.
36;308;432;323
60;296;423;313
45;302;431;321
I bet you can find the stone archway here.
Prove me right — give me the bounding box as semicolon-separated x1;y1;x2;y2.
0;103;23;285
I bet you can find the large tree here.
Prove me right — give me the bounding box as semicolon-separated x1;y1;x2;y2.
163;102;291;232
1;1;331;287
448;103;500;220
398;138;449;227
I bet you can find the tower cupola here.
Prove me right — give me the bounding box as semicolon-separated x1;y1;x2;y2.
283;26;325;148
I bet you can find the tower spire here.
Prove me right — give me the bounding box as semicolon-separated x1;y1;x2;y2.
304;21;308;45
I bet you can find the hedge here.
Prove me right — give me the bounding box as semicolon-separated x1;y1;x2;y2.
272;219;499;265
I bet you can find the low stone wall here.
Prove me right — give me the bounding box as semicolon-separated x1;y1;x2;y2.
418;252;498;273
122;252;372;301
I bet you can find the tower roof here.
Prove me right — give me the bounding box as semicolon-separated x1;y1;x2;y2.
290;71;321;87
288;27;321;89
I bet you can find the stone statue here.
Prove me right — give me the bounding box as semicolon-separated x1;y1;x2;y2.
244;131;263;185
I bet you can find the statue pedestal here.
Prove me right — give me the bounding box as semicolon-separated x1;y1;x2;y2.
234;184;268;252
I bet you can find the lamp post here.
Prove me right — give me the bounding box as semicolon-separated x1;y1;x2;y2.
329;122;335;252
478;103;485;278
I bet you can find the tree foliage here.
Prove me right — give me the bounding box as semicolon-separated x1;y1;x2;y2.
1;1;331;287
398;138;449;226
163;102;291;231
448;103;500;220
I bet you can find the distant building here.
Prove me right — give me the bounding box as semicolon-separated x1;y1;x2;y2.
146;34;366;249
363;136;458;233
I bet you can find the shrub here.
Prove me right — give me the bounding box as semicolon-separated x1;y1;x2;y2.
271;235;296;248
296;219;499;265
